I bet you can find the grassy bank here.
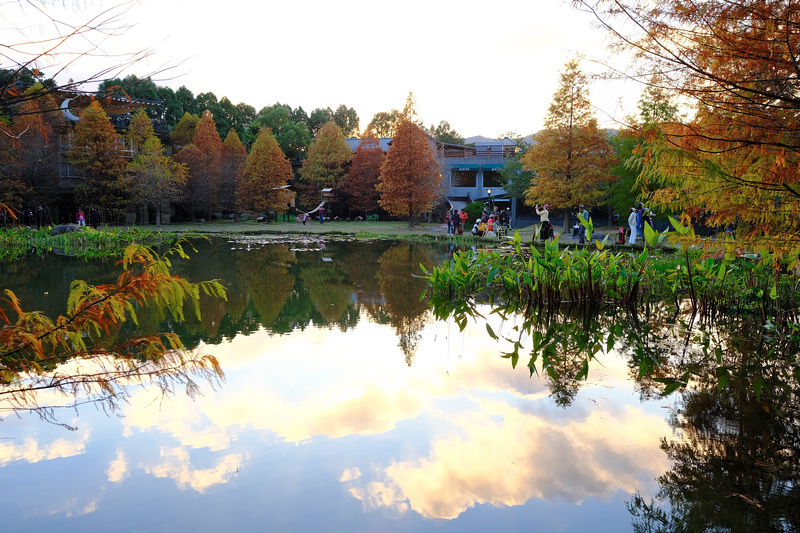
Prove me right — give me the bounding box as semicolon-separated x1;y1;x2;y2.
139;219;627;244
0;219;653;262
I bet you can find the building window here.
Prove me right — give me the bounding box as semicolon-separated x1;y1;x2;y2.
483;170;505;188
451;170;477;187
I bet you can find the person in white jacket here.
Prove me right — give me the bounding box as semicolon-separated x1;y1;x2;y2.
628;207;638;244
535;203;551;241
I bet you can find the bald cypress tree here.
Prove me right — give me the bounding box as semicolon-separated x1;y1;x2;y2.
378;118;441;229
522;60;616;233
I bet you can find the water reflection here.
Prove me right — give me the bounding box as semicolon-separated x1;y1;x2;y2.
628;318;800;532
2;238;796;531
147;238;441;369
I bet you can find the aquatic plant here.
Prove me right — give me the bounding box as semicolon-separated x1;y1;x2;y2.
0;226;180;261
424;223;800;396
0;241;227;425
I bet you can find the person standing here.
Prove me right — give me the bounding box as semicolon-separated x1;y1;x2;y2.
535;203;551;241
318;205;325;224
628;207;638;244
22;207;33;228
90;207;100;229
76;208;86;227
577;205;589;244
636;202;646;238
499;208;508;227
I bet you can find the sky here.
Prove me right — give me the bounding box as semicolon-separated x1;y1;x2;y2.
18;0;641;138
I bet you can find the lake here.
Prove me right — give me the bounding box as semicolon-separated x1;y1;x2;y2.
1;237;793;532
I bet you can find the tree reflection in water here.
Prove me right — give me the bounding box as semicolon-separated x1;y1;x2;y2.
378;243;433;366
625;317;800;532
0;238;453;426
171;238;442;363
2;237;798;528
0;243;227;427
428;264;800;530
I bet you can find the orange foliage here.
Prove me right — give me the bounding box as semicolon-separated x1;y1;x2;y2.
236;128;294;214
174;110;223;221
0;244;226;416
579;0;800;252
342;127;384;215
378;119;441;228
522;61;615;228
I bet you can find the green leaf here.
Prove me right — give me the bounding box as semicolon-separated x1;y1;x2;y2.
643;222;655;244
754;375;765;400
575;359;589;380
716;263;726;280
486;323;498;340
715;366;729;390
668;216;689;235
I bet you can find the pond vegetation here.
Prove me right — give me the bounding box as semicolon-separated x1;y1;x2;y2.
424;219;799;398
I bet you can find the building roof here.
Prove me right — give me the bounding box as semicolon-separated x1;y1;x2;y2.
54;89;159;120
346;137;392;153
475;136;518;148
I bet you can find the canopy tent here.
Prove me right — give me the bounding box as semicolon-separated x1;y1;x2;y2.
299;201;327;217
446;197;470;212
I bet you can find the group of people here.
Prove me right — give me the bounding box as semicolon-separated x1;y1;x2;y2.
75;208;100;229
1;205;50;229
470;206;512;237
445;208;469;235
627;202;654;244
533;201;655;245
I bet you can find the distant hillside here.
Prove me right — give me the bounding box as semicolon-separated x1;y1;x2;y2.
464;135;494;144
465;135;535;146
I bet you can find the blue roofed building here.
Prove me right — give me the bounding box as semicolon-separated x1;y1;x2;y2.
346;135;521;226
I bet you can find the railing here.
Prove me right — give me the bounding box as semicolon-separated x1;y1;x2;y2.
438;146;517;159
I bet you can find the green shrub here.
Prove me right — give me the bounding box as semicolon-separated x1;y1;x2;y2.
464;202;486;228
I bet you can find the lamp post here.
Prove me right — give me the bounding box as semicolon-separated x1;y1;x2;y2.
487;189;493;211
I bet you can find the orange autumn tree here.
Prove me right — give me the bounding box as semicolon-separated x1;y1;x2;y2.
68;101;129;219
378;117;441;228
0;83;64;207
522;60;616;234
575;0;800;259
342;126;384;217
236;128;294;216
221;129;247;221
175;110;222;222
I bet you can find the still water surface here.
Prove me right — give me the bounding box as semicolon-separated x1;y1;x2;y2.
1;237;681;532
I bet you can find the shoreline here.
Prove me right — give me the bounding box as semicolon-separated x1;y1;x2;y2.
138;220;629;245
